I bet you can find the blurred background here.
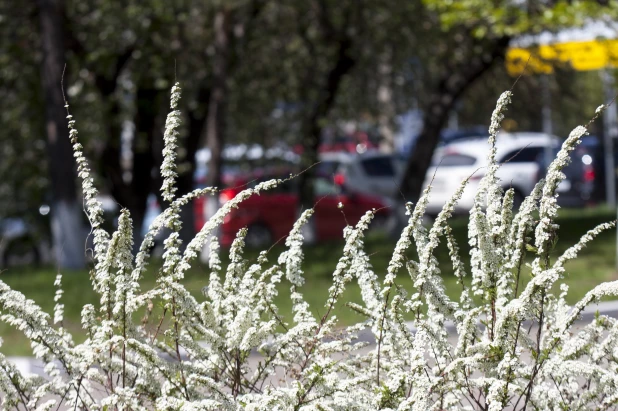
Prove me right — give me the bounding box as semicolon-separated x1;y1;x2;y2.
1;0;618;272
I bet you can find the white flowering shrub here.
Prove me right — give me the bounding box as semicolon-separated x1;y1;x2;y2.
1;85;617;411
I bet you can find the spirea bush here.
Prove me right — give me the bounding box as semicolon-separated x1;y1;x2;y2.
1;84;617;411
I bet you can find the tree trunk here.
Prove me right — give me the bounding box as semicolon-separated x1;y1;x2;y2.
100;87;161;250
377;46;396;153
102;82;204;251
197;8;231;259
399;36;511;203
398;95;454;204
38;0;85;269
298;38;355;210
133;88;162;244
387;36;511;239
175;87;210;246
204;8;231;189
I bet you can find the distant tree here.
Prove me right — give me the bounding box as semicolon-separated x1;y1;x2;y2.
49;0;267;248
63;0;199;247
249;0;423;208
0;1;47;222
398;0;618;204
38;0;85;269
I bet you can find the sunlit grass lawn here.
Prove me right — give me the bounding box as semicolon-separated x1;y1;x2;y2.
1;206;616;356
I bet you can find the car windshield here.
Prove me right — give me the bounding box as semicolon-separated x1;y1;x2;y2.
499;146;549;164
360;157;395;177
432;153;477;167
539;146;587;169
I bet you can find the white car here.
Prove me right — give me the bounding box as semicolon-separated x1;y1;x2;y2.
317;151;405;198
423;132;561;215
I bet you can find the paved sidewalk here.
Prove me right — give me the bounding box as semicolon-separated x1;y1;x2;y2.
8;300;618;377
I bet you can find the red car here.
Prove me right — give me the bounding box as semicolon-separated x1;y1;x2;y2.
194;176;390;248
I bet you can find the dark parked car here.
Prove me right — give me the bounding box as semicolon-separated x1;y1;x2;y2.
0;217;46;268
538;135;618;207
578;135;618;204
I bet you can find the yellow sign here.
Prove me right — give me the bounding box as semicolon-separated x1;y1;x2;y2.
506;39;618;75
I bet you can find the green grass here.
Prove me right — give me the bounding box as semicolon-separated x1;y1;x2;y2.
1;206;616;356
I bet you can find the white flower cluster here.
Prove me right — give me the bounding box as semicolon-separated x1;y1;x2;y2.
161;82;182;203
1;86;618;410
